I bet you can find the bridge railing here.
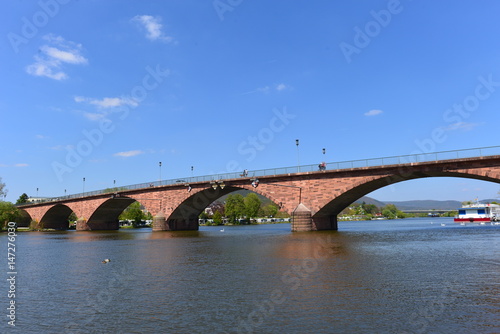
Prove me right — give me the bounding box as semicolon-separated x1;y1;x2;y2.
22;145;500;205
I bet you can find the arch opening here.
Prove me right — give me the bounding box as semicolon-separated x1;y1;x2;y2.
86;197;136;230
314;175;500;226
40;204;75;230
167;186;290;230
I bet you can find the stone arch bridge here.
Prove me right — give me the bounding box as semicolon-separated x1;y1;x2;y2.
18;150;500;232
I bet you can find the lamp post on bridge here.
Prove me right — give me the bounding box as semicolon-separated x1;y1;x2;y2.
159;162;162;185
83;177;85;194
296;139;300;173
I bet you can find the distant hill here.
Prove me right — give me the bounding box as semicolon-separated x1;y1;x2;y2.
381;199;461;211
355;197;463;211
215;190;494;211
354;196;386;207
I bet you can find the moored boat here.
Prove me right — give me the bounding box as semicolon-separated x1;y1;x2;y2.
454;203;500;223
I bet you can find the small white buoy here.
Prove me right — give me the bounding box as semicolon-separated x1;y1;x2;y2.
220;228;225;232
102;259;111;264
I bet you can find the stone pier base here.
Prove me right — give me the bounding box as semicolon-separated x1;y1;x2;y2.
152;212;168;231
76;218;90;231
292;203;313;232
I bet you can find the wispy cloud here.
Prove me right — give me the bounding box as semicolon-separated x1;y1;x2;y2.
113;150;144;158
364;109;383;116
14;163;29;167
75;96;138;109
132;15;173;42
242;83;291;95
26;34;88;80
442;122;480;132
75;96;139;121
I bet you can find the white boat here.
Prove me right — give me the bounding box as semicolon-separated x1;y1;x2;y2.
454;203;500;223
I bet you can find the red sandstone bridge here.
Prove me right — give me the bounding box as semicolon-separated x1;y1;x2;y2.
17;146;500;232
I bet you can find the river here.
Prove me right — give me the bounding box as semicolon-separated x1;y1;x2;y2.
1;218;499;333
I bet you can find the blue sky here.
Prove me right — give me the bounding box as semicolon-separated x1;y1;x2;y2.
2;0;500;203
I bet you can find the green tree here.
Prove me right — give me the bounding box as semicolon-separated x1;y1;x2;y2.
244;193;261;219
260;203;279;217
381;204;406;219
0;177;7;200
16;193;29;205
213;211;223;225
0;201;20;230
362;203;378;215
199;211;209;220
119;202;146;227
225;194;245;223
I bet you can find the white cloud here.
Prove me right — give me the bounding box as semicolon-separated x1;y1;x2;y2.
40;45;87;65
83;112;106;121
75;96;138;109
132;15;173;42
243;83;291;95
364;109;383;116
114;150;144;158
14;163;28;167
276;83;289;91
26;35;88;80
75;95;139;122
442;122;480;132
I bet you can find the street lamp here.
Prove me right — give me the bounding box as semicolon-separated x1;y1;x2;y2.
296;139;300;173
191;166;194;177
83;177;85;194
322;148;326;155
159;162;162;185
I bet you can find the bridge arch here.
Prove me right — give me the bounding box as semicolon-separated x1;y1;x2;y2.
85;196;137;230
39;204;74;230
163;185;288;230
313;169;500;225
16;209;33;228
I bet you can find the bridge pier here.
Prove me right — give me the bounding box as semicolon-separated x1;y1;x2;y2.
292;204;338;232
76;218;90;231
292;203;313;231
152;212;168;231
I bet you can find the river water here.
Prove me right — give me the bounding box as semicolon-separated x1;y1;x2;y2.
2;218;499;334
